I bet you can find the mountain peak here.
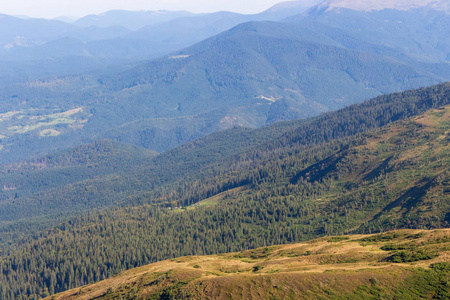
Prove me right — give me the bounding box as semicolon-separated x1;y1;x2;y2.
316;0;450;13
266;0;323;12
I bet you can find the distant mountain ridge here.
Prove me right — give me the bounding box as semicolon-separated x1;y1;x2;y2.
315;0;450;13
257;0;324;19
0;4;449;164
0;2;321;79
3;0;447;80
266;0;324;11
291;0;450;63
0;0;449;165
73;10;198;30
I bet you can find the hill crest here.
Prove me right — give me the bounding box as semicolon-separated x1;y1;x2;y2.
47;229;450;299
315;0;450;13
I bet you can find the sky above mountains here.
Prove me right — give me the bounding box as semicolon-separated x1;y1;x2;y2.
0;0;285;18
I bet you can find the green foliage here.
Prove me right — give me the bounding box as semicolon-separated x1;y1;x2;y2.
1;82;448;226
252;265;264;272
235;247;277;260
359;232;414;244
0;84;448;298
431;262;450;272
380;244;409;251
388;251;437;263
394;263;450;299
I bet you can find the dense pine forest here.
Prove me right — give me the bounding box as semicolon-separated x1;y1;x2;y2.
0;83;448;298
1;83;448;223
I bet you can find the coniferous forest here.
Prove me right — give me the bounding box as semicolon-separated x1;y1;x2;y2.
0;82;448;298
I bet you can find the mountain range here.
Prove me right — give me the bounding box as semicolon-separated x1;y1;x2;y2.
0;1;322;79
314;0;450;13
0;82;448;298
0;1;449;298
0;0;449;165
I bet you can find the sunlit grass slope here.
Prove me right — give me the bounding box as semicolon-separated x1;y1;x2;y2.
49;229;450;300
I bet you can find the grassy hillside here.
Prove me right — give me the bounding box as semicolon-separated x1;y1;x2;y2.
47;229;450;299
0;87;448;299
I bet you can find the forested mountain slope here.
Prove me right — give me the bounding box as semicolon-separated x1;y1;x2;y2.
1;83;447;226
1;6;448;164
48;229;450;300
0;83;448;298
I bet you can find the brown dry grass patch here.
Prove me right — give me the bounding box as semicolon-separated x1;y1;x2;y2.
48;229;449;300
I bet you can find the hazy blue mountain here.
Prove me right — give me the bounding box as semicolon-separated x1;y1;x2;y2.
0;0;449;164
73;10;197;30
121;2;324;57
309;0;449;13
0;14;128;47
0;2;323;78
52;16;77;23
256;0;324;20
0;14;75;46
0;14;133;71
287;0;450;63
126;11;249;44
1;17;448;164
65;25;131;42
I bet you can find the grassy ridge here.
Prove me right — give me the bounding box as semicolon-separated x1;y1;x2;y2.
47;229;450;299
